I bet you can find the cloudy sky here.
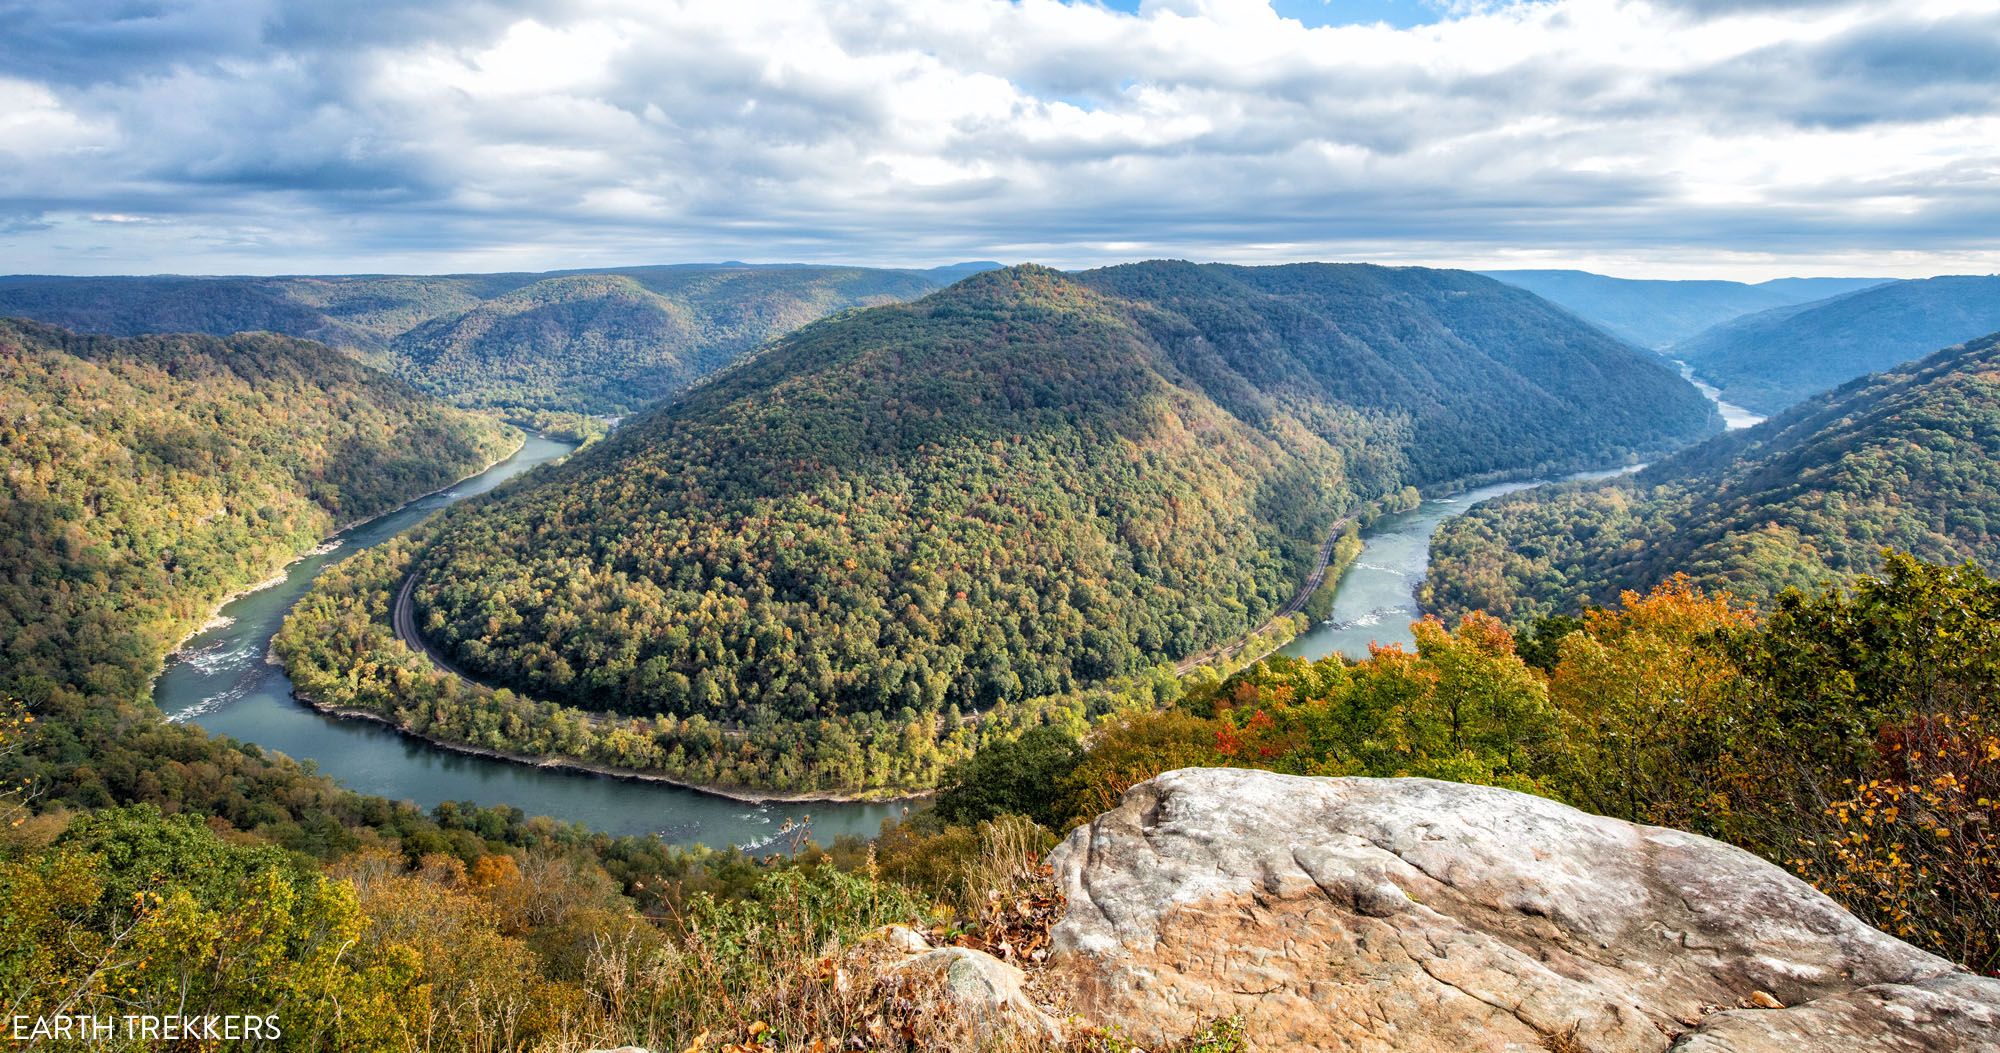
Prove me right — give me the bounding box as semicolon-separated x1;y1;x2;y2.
3;0;1997;279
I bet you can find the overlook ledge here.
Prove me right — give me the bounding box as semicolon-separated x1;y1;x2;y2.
1047;768;2000;1051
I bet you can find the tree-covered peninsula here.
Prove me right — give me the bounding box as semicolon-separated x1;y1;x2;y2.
303;262;1719;792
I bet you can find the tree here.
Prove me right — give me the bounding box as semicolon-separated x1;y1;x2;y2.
932;725;1084;829
1546;577;1753;832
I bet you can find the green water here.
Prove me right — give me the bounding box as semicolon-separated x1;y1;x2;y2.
1282;372;1758;662
154;433;905;849
1280;468;1640;662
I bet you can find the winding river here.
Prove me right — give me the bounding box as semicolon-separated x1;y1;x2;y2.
1276;467;1641;662
154;433;903;849
155;365;1762;845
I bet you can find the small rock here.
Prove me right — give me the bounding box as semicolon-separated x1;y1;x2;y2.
894;946;1064;1043
881;924;931;953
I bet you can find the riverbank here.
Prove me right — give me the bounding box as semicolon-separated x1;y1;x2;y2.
273;497;955;806
330;427;528;535
274;431;1668;807
1280;461;1647;663
295;690;930;806
1173;512;1356;675
1173;451;1652;678
159;430;530;669
351;457;1625;801
164;432;908;847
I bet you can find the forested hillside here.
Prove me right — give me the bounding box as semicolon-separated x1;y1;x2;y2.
1081;262;1716;482
393;262;1713;779
0;318;515;713
391;266;941;413
1483;268;1885;348
0;273;531;352
18;554;2000;1050
1425;330;2000;624
1674;275;2000;412
0;264;960;414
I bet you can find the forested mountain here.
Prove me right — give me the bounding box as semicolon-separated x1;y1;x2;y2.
406;262;1715;743
1673;275;2000;412
0;318;515;712
0;264;961;414
1425;330;2000;624
1482;269;1885;348
1080;262;1717;483
391;266;942;413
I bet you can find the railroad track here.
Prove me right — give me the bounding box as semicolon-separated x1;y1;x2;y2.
393;571;472;680
1172;516;1352;676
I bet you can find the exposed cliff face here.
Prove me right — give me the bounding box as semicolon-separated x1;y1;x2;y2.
1047;768;2000;1052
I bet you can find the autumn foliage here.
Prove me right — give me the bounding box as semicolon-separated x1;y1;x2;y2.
980;557;2000;973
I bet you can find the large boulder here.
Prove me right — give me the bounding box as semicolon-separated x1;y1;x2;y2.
1046;768;2000;1052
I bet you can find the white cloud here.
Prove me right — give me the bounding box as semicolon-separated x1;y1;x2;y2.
0;77;115;158
0;0;1994;278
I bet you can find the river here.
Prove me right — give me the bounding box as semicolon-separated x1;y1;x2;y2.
1280;371;1766;662
1275;467;1641;662
1675;360;1767;430
154;433;904;849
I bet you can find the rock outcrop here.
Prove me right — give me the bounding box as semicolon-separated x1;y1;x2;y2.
1046;768;2000;1052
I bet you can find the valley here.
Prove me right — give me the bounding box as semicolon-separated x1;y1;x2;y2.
1279;466;1639;661
1484;268;1889;348
0;263;984;415
8;259;1999;1051
9;5;1998;1047
351;261;1713;794
1427;330;2000;624
1672;274;2000;413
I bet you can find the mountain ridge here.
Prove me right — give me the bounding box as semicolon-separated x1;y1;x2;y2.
1673;274;2000;412
1482;268;1889;348
0;264;974;414
1426;329;2000;623
406;261;1716;744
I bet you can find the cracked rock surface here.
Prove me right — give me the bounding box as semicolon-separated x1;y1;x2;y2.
1045;768;2000;1051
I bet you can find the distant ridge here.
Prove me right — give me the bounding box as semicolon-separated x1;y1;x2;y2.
0;263;974;414
1672;274;2000;412
1484;268;1889;348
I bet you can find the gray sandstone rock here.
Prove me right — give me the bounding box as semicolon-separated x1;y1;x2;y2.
1045;767;2000;1052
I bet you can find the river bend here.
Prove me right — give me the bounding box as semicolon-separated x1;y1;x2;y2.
154;433;903;848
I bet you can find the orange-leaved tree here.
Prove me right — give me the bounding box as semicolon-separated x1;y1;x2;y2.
1546;575;1756;834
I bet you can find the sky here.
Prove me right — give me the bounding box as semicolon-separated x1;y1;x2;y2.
2;0;1997;280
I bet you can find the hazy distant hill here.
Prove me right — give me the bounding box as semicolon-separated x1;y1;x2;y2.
1426;330;2000;624
0;263;994;414
1483;269;1887;348
1672;275;2000;413
408;262;1716;733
